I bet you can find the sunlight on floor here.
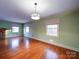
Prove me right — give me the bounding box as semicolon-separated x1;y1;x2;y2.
24;39;30;48
12;39;19;48
45;49;58;59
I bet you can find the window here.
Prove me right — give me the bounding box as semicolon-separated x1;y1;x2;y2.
25;26;29;33
12;26;19;32
46;24;58;36
5;30;11;35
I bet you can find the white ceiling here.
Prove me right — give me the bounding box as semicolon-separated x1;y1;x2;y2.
0;0;79;23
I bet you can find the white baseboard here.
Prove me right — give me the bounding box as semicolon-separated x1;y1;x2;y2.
29;36;79;52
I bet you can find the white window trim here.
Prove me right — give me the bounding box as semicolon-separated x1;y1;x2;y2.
46;24;59;37
25;26;30;33
12;26;19;33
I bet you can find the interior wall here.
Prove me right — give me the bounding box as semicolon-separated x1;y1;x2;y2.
59;10;79;50
0;20;22;38
24;10;79;52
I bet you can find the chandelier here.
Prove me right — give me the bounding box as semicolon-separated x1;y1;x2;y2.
31;3;40;20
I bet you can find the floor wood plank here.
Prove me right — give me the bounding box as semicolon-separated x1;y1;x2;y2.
0;37;79;59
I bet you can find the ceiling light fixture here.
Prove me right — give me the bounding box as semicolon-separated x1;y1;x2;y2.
31;3;40;20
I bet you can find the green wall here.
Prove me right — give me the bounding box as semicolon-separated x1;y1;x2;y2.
24;10;79;51
0;21;22;38
59;10;79;49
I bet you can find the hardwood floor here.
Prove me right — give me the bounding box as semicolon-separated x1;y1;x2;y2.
0;37;79;59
